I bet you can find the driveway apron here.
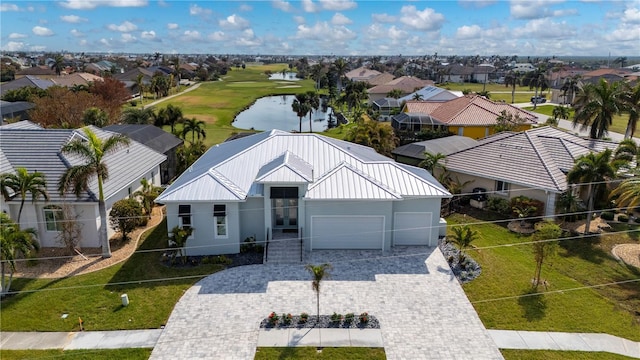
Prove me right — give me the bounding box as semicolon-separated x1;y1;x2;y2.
150;247;503;360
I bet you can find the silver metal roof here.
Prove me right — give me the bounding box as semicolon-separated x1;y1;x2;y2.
157;130;451;203
392;136;479;160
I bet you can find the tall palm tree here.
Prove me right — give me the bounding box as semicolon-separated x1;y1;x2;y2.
305;263;332;323
0;167;49;225
0;213;39;296
305;91;320;133
419;152;446;175
292;93;310;133
135;73;145;104
504;70;520;104
181;117;207;144
622;83;640;139
560;75;580;106
523;68;548;110
82;107;109;127
51;54;64;76
122;107;155;125
155;104;184;134
572;79;625;139
552;105;570;123
610;177;640;210
58;127;131;258
566;149;616;235
332;58;348;92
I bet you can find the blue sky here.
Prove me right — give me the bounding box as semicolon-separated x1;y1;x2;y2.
1;0;639;56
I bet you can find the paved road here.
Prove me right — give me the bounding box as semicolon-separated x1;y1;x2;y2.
142;82;202;109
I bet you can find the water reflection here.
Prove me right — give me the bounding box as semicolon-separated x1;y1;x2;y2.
268;72;300;81
233;95;335;132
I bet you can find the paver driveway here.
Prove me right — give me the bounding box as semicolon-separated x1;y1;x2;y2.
150;246;503;360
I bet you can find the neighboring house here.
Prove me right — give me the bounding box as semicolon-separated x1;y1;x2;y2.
14;66;57;79
366;72;395;86
51;72;103;88
442;64;474;83
104;124;183;185
345;66;381;82
511;63;536;73
0;101;35;124
0;75;55;97
443;126;617;217
155;130;451;256
367;76;434;103
115;67;155;94
392;96;537;139
374;85;462;119
0;125;166;248
392;136;478;166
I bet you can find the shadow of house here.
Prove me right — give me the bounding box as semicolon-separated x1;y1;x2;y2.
104;124;183;185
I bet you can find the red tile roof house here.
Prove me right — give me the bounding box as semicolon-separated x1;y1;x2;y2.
367;76;434;103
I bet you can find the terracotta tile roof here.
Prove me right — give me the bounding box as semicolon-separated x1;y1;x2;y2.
51;73;103;87
403;101;443;114
368;76;433;94
582;68;632;77
428;95;538;126
345;66;381;81
366;72;395;86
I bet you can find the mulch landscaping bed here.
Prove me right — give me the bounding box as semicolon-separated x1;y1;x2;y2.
260;314;380;329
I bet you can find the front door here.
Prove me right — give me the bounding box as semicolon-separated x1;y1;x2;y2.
273;198;298;228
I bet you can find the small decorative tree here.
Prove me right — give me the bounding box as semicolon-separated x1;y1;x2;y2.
531;221;562;289
169;225;193;265
305;263;332;323
109;198;143;242
133;178;162;218
449;225;478;263
512;204;537;226
56;203;83;255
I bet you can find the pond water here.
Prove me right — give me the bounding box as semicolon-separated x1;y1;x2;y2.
233;95;335;133
268;72;300;81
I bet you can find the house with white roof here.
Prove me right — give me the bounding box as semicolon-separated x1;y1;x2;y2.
0;123;166;248
155;130;451;258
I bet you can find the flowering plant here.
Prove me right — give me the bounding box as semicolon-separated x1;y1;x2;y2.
299;312;309;323
359;312;369;324
268;312;279;325
282;313;293;325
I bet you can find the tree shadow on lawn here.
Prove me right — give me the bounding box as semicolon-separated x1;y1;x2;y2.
558;235;608;264
517;288;548;322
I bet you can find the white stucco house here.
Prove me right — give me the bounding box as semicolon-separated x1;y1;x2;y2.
0;122;166;248
155;130;451;256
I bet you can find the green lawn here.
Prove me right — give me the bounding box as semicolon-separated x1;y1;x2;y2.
0;348;152;360
523;104;630;136
0;219;224;331
502;350;636;360
448;211;640;341
442;82;546;104
255;347;385;359
152;64;317;146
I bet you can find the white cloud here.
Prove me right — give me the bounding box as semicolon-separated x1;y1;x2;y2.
605;23;640;42
70;29;84;37
219;14;250;30
239;4;252;11
141;30;156;39
510;0;563;19
301;0;319;13
208;31;226;41
456;24;482;39
331;13;352;25
183;30;201;41
319;0;357;11
32;26;54;36
3;41;24;51
60;0;147;9
295;21;356;42
100;38;111;47
0;3;19;11
387;25;406;42
272;0;292;12
372;13;396;23
30;45;46;51
60;14;87;23
189;4;212;16
107;21;137;32
399;5;445;31
167;23;179;30
512;18;575;39
552;8;578;17
8;32;27;39
121;33;137;43
460;0;496;8
78;39;87;46
622;7;640;23
236;29;262;47
294;15;305;24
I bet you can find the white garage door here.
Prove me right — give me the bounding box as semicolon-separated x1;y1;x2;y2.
394;212;432;245
311;216;384;250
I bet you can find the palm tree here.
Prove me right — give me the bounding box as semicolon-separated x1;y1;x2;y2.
51;54;64;76
155;104;184;134
504;70;520;104
181;117;207;144
552;105;570;123
412;93;424;101
133;178;162;218
135;73;145;104
566;149;616;235
611;177;640;210
556;187;583;222
0;167;49;225
122;107;155;125
449;225;478;263
305;91;320;133
82;107;109;127
523;68;548;110
292;93;310;133
419;152;446;175
560;75;580;106
613;138;638;168
614;56;627;68
572;79;625;139
332;58;348;92
58;127;131;258
386;89;403;99
0;213;39;296
309;63;325;90
305;263;332;322
622;83;640;139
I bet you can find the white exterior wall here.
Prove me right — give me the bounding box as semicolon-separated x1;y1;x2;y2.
304;200;393;251
239;197;265;243
392;198;442;246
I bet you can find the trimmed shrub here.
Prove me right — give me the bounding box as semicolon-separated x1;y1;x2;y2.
510;196;545;218
487;197;511;215
617;214;629;222
600;211;615;221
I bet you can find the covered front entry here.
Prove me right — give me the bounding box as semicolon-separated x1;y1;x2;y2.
311;215;384;250
271;187;298;231
393;212;432;245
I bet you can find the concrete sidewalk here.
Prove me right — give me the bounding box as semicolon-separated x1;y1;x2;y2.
257;328;383;348
0;329;162;350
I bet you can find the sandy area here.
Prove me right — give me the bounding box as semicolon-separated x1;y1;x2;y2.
14;206;164;279
277;85;301;88
612;244;640;269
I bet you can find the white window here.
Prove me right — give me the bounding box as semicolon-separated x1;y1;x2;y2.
150;171;155;185
214;204;227;238
496;180;509;195
458;127;464;136
178;205;191;230
44;205;64;231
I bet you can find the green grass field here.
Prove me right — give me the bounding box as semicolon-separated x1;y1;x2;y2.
0;348;152;360
0;219;224;332
255;347;386;360
523;104;631;136
448;211;640;341
442;82;547;104
151;64;317;146
502;350;636;360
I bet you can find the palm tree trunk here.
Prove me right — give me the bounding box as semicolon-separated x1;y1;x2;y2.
309;112;313;133
17;199;25;225
99;199;111;258
584;184;594;235
511;84;515;104
316;291;320;323
299;116;302;133
624;122;633;139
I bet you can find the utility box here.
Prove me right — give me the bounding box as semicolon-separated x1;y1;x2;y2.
121;294;129;306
